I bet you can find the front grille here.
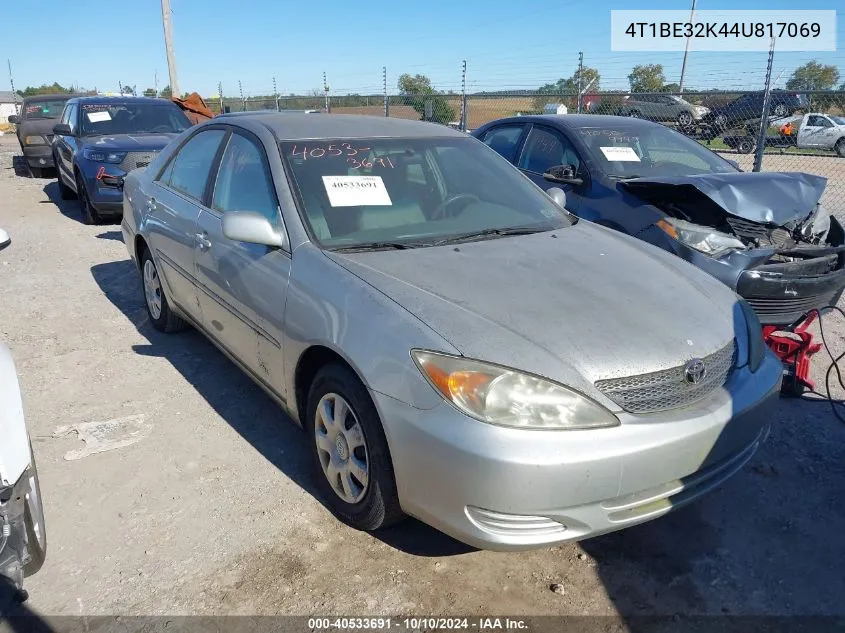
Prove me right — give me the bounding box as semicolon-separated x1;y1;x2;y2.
726;216;793;248
595;341;736;414
45;134;54;144
119;151;159;172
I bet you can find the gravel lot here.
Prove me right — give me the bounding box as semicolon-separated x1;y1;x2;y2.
1;134;844;620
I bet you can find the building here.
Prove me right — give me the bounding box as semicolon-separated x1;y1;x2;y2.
0;91;20;125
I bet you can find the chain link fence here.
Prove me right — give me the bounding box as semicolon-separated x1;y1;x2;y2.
224;89;842;213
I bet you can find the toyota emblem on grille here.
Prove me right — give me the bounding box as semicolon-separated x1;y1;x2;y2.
684;359;707;384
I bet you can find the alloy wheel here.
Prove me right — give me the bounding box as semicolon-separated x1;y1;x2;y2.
143;259;163;320
314;392;369;504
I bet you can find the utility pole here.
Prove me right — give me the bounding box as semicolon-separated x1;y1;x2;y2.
273;76;280;111
679;0;697;93
161;0;180;98
154;69;159;97
218;81;224;114
577;52;584;113
460;60;468;132
6;60;18;113
753;36;776;173
323;72;330;113
239;80;246;111
119;80;123;95
383;66;389;117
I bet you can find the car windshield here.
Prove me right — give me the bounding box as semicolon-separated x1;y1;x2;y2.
23;99;67;120
281;137;571;249
574;123;738;179
80;102;191;136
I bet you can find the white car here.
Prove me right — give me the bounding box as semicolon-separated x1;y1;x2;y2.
795;113;845;156
0;229;46;605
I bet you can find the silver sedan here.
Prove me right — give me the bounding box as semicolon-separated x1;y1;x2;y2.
121;113;782;550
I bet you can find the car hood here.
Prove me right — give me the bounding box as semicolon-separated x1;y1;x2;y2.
81;133;180;152
18;118;60;136
325;224;740;398
622;171;826;226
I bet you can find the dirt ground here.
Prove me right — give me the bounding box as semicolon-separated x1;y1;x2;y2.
0;134;843;621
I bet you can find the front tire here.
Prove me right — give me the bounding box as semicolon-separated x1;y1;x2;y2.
773;103;788;117
57;170;76;200
140;248;187;333
307;364;404;532
678;111;693;127
835;138;845;158
22;450;46;577
76;174;100;225
736;137;756;154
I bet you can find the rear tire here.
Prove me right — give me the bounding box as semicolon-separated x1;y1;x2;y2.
306;364;404;532
678;111;693;127
29;167;43;179
773;103;788;117
140;248;188;333
736;137;756;154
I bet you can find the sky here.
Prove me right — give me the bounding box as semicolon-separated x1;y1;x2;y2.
1;0;843;97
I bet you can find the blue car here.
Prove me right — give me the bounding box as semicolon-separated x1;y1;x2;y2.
52;96;192;224
473;114;845;326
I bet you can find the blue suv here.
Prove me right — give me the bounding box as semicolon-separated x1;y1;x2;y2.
52;96;192;224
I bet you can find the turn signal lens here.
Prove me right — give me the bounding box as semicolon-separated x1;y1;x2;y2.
656;218;678;239
24;136;46;145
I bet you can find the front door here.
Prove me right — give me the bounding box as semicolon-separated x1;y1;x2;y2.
194;130;291;394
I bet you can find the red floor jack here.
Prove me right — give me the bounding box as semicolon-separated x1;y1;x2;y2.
762;311;822;397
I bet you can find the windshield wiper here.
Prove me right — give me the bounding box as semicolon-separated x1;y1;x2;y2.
431;226;549;246
608;174;642;180
333;241;420;252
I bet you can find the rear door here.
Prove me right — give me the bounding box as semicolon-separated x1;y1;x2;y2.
477;124;528;165
146;127;228;322
194;129;291;393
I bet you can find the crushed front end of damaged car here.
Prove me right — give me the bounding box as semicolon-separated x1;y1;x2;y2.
623;172;845;326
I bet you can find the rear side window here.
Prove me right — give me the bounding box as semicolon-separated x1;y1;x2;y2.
518;127;580;175
481;125;525;163
165;130;227;202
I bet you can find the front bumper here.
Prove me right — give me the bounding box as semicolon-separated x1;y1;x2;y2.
0;465;39;591
377;349;782;551
80;163;126;217
22;145;54;169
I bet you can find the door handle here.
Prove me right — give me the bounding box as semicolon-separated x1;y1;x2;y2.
195;232;212;251
146;197;157;212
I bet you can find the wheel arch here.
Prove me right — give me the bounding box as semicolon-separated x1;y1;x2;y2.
293;344;361;427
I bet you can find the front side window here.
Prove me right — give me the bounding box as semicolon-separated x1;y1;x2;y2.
166;130;227;201
281;137;570;249
212;133;279;222
80;102;191;136
574;122;737;179
807;115;827;127
518;127;580;174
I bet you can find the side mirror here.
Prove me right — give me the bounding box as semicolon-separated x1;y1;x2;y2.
223;211;285;248
544;164;584;187
53;123;73;136
546;187;567;209
0;228;10;252
7;115;19;125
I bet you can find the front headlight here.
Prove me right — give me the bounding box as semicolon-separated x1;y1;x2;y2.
411;350;619;430
24;135;46;145
657;217;746;257
694;106;709;115
739;299;764;372
83;148;127;164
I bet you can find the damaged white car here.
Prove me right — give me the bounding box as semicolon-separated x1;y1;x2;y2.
0;229;46;606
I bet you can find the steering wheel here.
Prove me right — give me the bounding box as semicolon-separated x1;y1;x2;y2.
431;194;480;220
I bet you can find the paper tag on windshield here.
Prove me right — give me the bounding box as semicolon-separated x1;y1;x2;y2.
86;111;111;123
599;146;640;161
322;176;392;207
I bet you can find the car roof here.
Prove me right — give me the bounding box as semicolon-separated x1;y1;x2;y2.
478;114;664;130
219;112;467;140
218;109;320;117
22;93;83;102
67;96;174;105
